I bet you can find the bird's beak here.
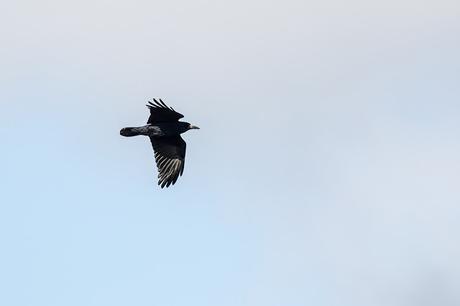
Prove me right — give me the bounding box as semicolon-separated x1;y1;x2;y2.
190;125;200;130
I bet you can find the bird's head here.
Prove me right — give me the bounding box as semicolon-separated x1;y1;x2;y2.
178;122;200;134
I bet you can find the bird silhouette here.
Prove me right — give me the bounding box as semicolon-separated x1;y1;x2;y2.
120;99;199;188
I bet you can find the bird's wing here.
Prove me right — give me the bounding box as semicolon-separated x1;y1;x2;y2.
149;135;186;188
146;99;184;124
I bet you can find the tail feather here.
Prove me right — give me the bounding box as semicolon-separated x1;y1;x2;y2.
120;127;141;137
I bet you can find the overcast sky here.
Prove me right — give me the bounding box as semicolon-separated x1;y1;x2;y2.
1;0;460;305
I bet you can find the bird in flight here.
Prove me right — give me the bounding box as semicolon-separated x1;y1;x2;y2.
120;99;199;188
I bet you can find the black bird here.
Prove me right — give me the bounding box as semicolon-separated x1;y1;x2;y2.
120;99;199;188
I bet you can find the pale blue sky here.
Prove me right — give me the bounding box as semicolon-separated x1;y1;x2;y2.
1;0;460;305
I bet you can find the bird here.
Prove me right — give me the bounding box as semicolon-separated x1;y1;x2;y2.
120;98;199;188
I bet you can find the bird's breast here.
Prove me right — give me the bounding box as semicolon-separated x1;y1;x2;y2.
147;124;181;137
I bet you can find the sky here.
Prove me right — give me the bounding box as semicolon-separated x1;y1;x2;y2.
1;0;460;305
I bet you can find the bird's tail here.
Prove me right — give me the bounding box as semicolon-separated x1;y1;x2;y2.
120;127;142;137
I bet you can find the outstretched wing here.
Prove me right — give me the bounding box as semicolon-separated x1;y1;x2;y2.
149;135;186;188
146;98;184;124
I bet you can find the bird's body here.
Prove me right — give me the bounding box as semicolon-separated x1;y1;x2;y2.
121;122;191;137
120;99;199;188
